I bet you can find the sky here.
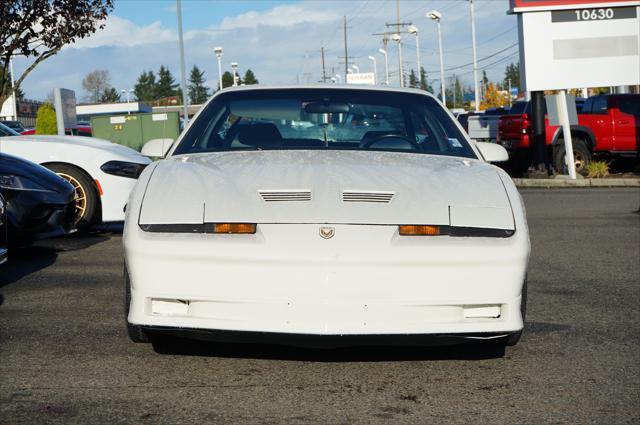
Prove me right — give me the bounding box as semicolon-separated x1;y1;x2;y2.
13;0;520;102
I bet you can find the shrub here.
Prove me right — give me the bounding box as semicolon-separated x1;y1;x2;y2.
585;160;610;178
35;103;57;135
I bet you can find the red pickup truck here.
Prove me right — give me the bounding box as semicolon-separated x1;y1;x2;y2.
497;94;639;173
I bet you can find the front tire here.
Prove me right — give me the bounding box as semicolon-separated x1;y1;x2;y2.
124;267;149;343
45;163;99;232
553;139;591;175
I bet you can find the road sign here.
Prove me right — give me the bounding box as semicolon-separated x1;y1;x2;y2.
346;72;376;85
53;88;77;136
511;0;640;91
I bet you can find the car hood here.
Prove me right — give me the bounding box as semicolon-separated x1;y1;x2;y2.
0;152;74;196
140;150;514;229
1;135;149;163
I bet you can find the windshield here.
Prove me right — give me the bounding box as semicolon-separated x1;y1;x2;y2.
0;122;20;137
173;89;477;159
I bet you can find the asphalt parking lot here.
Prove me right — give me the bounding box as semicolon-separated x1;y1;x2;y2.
1;188;639;424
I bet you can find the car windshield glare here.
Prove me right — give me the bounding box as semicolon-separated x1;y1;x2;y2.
173;88;477;159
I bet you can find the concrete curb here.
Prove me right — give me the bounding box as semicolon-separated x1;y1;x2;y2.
513;178;640;188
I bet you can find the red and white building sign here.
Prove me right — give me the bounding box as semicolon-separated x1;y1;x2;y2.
511;0;640;90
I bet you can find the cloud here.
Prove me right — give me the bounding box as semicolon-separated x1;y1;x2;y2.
218;4;339;30
69;15;175;49
14;1;519;100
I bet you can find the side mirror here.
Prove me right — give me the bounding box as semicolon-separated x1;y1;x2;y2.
476;142;509;163
141;138;173;158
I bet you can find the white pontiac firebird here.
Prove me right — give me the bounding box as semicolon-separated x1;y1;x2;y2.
124;85;530;348
0;123;151;229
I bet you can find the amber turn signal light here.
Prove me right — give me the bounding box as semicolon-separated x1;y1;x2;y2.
213;223;257;234
399;225;441;236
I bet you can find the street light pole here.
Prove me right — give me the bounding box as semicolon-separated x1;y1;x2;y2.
391;33;404;87
427;10;445;105
121;89;134;114
469;0;480;112
378;49;389;85
176;0;189;126
214;47;223;90
231;62;238;86
408;26;421;87
368;55;377;84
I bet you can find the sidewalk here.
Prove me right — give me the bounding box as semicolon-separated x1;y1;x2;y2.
513;178;640;188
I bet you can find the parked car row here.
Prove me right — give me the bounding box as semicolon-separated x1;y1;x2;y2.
496;94;639;173
0;121;151;255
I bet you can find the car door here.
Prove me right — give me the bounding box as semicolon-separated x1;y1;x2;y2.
611;96;640;153
579;96;612;150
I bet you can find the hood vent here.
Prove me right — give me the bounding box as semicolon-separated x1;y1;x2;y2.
259;190;311;202
342;190;395;203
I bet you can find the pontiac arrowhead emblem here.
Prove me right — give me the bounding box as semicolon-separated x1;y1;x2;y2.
319;226;335;239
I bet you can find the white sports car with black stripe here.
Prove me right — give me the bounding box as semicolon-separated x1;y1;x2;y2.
124;85;530;348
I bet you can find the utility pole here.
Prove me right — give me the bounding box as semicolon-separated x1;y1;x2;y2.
321;47;327;83
469;0;480;112
339;17;354;82
508;78;512;106
176;0;189;126
343;16;349;78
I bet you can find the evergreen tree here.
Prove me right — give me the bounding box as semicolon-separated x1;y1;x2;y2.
418;67;433;93
503;62;520;93
100;87;121;103
133;70;156;102
188;65;209;104
242;69;259;85
35;104;57;135
221;71;234;88
156;65;178;99
408;69;418;88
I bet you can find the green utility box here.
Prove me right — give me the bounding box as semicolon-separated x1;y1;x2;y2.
90;112;180;151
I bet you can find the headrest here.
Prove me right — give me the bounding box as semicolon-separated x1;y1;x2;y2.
237;123;283;148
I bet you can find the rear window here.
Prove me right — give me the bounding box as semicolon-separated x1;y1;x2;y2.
509;101;529;115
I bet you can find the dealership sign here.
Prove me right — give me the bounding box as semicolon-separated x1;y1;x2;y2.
346;72;376;85
510;0;640;91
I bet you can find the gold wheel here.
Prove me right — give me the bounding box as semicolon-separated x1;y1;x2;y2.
56;172;87;224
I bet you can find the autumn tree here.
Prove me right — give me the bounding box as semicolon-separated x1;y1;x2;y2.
0;0;113;107
480;83;509;109
82;70;111;103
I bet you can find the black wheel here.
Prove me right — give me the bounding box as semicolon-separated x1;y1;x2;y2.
553;139;591;175
124;267;149;343
45;163;99;231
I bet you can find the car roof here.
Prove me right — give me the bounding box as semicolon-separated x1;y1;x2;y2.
217;84;438;98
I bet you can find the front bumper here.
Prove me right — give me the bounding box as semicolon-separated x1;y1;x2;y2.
4;188;75;243
125;223;529;337
141;326;513;348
